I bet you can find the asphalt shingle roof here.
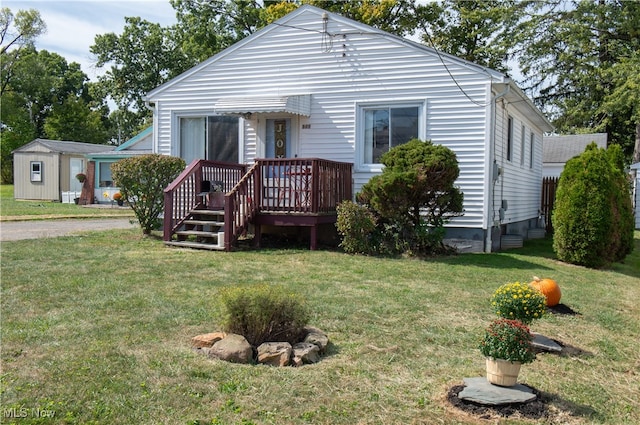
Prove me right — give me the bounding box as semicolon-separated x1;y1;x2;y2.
543;133;607;163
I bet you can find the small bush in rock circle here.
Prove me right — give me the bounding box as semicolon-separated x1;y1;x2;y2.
219;284;310;347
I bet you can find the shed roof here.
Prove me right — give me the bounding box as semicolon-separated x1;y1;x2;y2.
12;139;114;155
542;133;607;163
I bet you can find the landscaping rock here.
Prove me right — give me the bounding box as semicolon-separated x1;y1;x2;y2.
303;326;329;353
531;332;562;353
292;342;320;366
257;342;292;366
208;333;253;364
458;377;537;405
192;332;227;348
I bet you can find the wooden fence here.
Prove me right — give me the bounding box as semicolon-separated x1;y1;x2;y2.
540;177;559;233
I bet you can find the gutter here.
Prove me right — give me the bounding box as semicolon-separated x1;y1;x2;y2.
486;83;510;252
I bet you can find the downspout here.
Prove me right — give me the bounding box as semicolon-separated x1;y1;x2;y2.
144;101;157;154
486;83;510;252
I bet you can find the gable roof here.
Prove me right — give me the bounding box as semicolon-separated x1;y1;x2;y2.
144;4;551;132
543;133;608;163
145;5;506;100
12;139;114;155
115;126;152;151
86;127;153;160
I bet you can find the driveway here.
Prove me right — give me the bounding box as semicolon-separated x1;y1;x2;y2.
0;218;137;241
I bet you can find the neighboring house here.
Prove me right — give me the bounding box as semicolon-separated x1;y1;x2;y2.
542;133;607;178
12;139;113;202
85;126;153;203
145;5;552;252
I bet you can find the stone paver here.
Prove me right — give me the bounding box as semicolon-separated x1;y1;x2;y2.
458;377;537;405
532;332;563;353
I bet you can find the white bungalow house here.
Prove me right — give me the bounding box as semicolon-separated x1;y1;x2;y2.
145;5;552;252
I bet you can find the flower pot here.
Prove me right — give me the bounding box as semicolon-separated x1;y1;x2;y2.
117;200;124;206
486;357;521;387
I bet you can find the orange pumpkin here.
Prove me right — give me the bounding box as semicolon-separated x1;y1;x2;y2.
530;276;561;307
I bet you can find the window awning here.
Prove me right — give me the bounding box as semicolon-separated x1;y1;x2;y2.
213;95;311;117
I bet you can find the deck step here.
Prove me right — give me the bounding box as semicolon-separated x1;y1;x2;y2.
191;209;225;216
183;219;225;227
164;240;225;251
175;230;220;238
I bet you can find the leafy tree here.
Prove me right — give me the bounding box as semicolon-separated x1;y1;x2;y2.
91;17;190;140
43;94;109;143
515;0;640;160
1;44;107;181
354;139;463;255
414;0;531;72
0;7;46;95
111;154;186;235
552;143;634;268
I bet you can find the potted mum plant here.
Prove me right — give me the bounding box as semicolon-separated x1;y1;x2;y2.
479;319;536;386
491;282;546;325
112;192;124;206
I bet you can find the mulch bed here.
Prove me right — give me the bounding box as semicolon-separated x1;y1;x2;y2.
447;384;550;420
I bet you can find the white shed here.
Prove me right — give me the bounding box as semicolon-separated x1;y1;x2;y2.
145;5;552;252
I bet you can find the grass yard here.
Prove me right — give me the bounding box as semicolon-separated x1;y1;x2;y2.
1;226;639;424
0;185;133;221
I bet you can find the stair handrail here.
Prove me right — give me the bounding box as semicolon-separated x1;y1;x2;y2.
163;159;247;242
223;161;261;251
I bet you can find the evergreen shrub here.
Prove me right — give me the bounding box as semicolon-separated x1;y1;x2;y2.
552;143;634;268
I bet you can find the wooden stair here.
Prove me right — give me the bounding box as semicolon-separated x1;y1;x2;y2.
165;209;225;250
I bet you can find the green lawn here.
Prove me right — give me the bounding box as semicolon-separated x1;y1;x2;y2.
0;185;133;220
1;226;639;424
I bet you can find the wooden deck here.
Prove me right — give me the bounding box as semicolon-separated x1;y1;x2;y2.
163;158;353;250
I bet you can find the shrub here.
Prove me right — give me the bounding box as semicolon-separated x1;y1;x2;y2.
552;143;634;268
491;282;546;324
219;284;310;347
111;154;185;235
350;139;463;256
336;200;378;254
479;319;536;364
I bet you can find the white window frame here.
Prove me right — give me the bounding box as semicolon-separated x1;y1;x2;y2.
30;161;42;182
355;100;426;173
172;110;244;164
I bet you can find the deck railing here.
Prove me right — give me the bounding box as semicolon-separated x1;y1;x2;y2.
256;158;353;213
163;159;247;241
164;158;353;249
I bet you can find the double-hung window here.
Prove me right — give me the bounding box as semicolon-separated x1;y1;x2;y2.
360;103;422;169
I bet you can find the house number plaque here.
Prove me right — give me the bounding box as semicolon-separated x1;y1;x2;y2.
274;120;286;158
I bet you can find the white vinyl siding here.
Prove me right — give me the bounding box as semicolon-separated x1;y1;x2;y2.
148;7;526;232
494;106;543;226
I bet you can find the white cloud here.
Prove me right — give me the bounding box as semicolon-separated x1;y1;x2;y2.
4;0;177;80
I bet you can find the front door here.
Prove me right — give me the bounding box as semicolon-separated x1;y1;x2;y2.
266;119;292;159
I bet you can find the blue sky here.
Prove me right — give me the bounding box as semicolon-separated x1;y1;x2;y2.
4;0;178;81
